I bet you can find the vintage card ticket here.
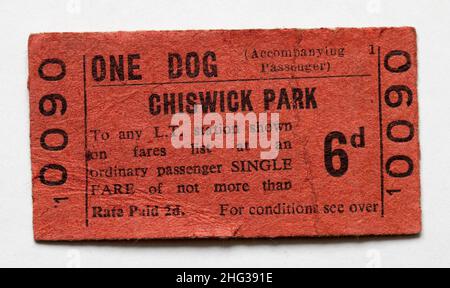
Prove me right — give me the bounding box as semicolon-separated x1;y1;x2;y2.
29;28;421;240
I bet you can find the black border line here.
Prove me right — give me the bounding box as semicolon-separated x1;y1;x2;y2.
378;47;385;217
83;56;89;227
92;74;372;88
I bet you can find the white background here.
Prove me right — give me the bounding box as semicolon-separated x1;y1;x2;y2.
0;0;449;268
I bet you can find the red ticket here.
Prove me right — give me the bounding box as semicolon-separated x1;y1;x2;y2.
29;27;421;240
